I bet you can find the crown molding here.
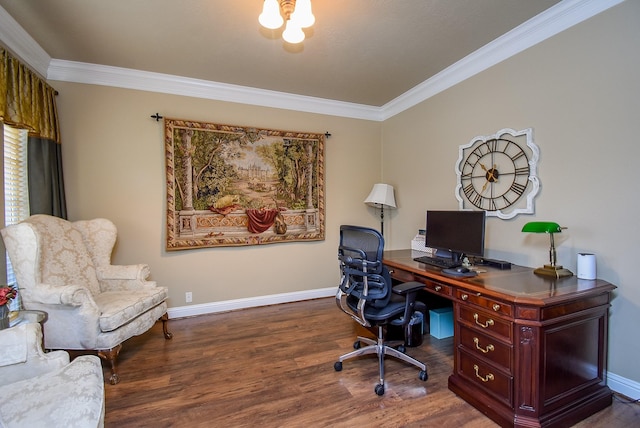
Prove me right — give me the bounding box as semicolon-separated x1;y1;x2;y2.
380;0;625;120
0;4;51;78
46;59;383;121
0;0;624;121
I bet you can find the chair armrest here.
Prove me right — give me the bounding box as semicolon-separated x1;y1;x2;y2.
97;264;150;281
393;281;424;327
23;283;98;307
0;324;69;384
96;264;159;291
392;281;424;295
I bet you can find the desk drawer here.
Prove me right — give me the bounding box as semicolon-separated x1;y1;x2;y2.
457;348;513;407
388;267;416;283
423;279;452;297
459;324;512;370
458;305;513;343
388;267;452;297
455;289;513;317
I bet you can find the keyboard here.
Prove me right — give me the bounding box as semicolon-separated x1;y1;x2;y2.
413;255;460;269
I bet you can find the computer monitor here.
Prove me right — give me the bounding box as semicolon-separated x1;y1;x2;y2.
425;210;486;263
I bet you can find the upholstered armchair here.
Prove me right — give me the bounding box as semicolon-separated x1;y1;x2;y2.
1;214;172;384
0;323;105;427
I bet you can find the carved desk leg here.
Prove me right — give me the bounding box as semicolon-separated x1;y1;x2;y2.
98;344;122;385
161;313;173;339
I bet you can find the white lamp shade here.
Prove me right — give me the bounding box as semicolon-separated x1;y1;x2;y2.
282;19;305;43
364;183;396;208
259;0;284;29
290;0;315;28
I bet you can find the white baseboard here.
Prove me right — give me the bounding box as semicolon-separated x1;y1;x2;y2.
167;287;639;400
608;371;640;400
167;287;336;319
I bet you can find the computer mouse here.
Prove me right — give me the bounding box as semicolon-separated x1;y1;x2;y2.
455;266;470;273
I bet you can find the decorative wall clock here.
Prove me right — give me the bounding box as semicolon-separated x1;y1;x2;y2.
455;128;539;220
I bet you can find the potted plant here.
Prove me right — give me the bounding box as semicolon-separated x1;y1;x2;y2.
0;285;17;329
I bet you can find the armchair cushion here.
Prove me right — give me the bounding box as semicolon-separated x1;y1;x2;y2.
95;287;167;332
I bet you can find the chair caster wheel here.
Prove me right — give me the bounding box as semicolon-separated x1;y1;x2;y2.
334;361;342;371
419;370;428;381
397;345;406;353
353;341;361;350
375;384;385;396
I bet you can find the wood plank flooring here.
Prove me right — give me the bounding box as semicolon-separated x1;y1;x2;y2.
103;298;638;427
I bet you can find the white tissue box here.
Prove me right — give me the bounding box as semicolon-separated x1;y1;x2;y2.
411;235;431;253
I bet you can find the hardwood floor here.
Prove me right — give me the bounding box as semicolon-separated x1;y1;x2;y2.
103;298;638;427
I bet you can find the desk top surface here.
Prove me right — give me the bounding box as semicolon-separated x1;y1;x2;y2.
383;249;616;306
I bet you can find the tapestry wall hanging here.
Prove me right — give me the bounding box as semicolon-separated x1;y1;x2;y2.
164;118;325;250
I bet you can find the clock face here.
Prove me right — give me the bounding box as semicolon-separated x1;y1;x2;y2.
455;128;539;219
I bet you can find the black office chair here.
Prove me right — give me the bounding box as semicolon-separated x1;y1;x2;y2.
333;225;428;395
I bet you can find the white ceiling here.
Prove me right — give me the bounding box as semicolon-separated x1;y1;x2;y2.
0;1;620;119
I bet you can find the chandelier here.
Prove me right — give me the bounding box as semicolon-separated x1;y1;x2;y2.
259;0;315;44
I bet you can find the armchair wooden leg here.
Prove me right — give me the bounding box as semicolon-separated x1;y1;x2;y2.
98;344;122;385
161;313;173;339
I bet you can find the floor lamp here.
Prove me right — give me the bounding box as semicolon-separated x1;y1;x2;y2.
364;183;396;236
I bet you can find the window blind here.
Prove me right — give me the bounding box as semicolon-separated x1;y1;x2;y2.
3;124;29;309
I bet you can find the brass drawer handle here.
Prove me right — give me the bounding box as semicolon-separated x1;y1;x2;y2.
461;294;469;300
434;285;442;292
492;303;501;312
473;313;494;328
473;364;494;382
473;337;495;353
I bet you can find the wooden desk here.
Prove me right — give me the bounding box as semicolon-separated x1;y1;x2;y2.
384;250;616;428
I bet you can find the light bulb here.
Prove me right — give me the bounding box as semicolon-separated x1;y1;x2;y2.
282;19;305;44
259;0;284;29
290;0;315;28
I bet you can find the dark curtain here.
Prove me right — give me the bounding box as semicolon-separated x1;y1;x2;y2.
28;136;67;218
0;46;67;218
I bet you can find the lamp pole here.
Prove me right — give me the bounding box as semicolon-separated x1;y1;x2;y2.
364;183;396;238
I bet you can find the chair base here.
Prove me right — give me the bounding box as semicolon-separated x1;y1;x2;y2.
97;314;173;384
335;325;427;395
98;344;122;385
161;313;173;339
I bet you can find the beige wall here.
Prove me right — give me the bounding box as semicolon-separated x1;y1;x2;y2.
50;0;638;387
53;83;382;305
382;1;639;384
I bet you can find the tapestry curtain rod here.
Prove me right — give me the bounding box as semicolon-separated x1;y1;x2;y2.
150;113;330;137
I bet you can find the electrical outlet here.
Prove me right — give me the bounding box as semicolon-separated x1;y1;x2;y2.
185;292;192;303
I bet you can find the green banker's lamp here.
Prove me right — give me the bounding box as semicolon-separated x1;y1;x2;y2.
522;222;573;278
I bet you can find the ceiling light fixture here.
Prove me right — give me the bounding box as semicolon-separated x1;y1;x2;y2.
259;0;315;44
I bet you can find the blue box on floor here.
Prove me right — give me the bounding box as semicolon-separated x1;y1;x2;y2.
429;307;453;339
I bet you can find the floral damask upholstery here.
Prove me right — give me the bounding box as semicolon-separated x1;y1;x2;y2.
0;323;105;428
1;214;172;384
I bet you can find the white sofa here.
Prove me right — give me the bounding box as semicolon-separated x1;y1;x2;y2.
0;323;105;427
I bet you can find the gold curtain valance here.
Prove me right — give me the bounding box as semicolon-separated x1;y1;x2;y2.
0;47;60;143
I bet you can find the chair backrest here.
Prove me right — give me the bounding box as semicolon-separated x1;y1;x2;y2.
7;215;102;297
337;225;392;317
